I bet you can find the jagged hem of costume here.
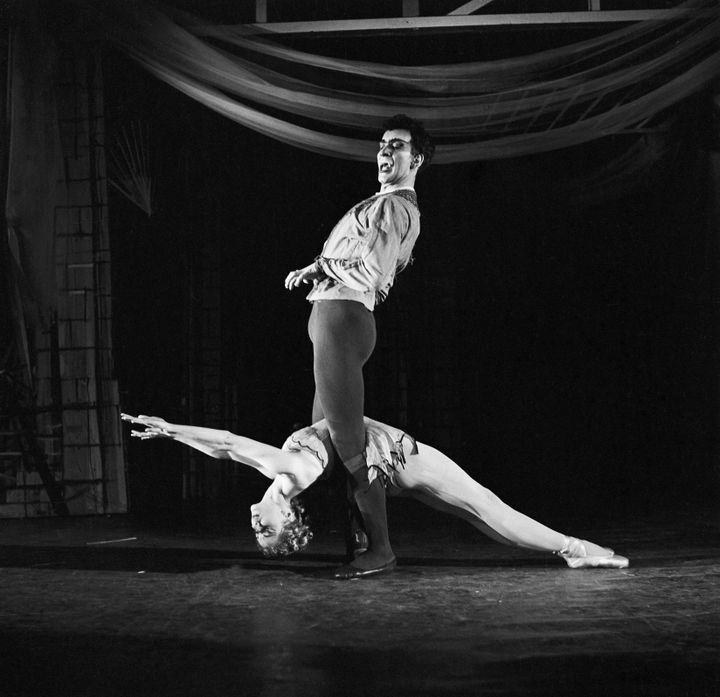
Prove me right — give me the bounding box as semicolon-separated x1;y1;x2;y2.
366;430;417;489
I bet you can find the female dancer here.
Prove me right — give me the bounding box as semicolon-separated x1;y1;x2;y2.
122;413;629;578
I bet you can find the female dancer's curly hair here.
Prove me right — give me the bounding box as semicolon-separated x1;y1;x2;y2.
257;498;313;558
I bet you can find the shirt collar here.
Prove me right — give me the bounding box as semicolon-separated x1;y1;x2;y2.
375;186;416;195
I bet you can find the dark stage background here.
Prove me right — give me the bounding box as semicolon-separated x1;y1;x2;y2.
103;48;719;526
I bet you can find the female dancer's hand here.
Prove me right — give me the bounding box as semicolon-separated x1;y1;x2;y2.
284;262;324;290
121;413;173;439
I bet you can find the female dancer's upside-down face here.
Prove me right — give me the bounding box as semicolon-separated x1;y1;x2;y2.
250;500;292;550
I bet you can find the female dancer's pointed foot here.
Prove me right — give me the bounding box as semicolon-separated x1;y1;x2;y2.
558;536;629;569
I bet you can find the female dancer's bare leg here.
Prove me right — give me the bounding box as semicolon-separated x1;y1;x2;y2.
395;443;627;567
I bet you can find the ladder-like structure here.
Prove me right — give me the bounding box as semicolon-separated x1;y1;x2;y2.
1;29;128;517
0;368;68;517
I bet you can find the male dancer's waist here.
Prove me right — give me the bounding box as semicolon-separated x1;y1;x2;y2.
306;282;376;311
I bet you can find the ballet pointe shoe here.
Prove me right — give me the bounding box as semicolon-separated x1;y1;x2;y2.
557;536;629;569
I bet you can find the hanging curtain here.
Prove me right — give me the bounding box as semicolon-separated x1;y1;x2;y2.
6;1;65;327
70;0;720;162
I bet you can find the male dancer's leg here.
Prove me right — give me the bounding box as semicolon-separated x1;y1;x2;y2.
309;301;369;460
311;390;367;558
309;300;394;574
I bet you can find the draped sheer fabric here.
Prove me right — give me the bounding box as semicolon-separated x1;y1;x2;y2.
6;8;66;324
73;0;719;162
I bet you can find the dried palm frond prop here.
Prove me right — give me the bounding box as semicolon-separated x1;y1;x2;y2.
108;121;153;216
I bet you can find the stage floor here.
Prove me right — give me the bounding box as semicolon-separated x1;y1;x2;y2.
1;500;718;697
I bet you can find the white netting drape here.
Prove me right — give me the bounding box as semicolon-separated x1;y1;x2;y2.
73;0;719;162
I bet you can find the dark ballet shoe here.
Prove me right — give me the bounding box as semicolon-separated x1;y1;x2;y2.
333;557;397;580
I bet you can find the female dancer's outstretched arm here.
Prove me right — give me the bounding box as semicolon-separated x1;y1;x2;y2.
120;414;313;483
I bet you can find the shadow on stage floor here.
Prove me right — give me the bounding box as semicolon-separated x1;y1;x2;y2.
0;499;718;697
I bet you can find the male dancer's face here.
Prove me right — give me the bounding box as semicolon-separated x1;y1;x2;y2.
377;128;421;191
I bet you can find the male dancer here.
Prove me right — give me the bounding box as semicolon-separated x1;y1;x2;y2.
285;114;434;578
